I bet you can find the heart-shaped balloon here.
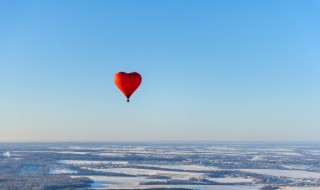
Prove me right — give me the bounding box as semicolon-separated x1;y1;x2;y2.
114;72;142;102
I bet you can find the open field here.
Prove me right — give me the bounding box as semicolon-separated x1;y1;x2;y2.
0;142;320;189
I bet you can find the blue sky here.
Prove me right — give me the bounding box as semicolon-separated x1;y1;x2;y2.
1;0;319;142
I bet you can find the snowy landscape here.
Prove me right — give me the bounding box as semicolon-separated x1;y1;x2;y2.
0;142;320;189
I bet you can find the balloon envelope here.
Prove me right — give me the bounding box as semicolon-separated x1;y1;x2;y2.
114;72;142;102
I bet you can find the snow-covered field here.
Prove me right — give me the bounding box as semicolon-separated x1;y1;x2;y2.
282;164;310;170
280;187;320;190
239;169;320;179
137;164;219;171
72;175;166;189
51;143;320;189
208;177;253;183
59;160;128;165
71;175;261;190
56;151;89;155
86;167;205;180
98;152;126;157
50;168;77;174
305;150;320;156
13;150;89;155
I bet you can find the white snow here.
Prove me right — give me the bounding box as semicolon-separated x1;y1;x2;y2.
58;160;128;165
138;164;219;171
305;150;320;156
3;152;10;157
239;169;320;179
251;156;264;161
57;151;89;155
71;175;261;190
282;165;310;170
280;187;320;190
208;177;253;183
50;168;77;174
68;146;106;150
98;152;125;157
86;167;205;180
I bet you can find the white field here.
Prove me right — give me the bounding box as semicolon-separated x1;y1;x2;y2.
14;150;53;153
59;160;128;165
86;167;205;180
68;146;107;150
305;150;320;156
50;168;77;174
251;156;264;161
208;177;253;183
282;164;310;170
253;148;294;152
251;148;302;156
56;151;89;155
72;175;166;189
13;150;89;155
72;175;261;190
98;152;126;157
239;169;320;179
274;152;302;156
280;187;320;190
138;164;219;171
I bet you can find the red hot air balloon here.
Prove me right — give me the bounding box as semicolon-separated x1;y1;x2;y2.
114;72;142;102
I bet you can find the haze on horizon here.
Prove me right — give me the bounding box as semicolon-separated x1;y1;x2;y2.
1;0;320;142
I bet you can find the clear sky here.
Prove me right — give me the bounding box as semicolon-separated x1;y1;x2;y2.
1;0;319;142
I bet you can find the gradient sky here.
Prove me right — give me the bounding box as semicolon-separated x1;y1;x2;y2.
1;0;320;142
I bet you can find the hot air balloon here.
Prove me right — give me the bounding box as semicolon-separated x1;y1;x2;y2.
114;72;142;102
